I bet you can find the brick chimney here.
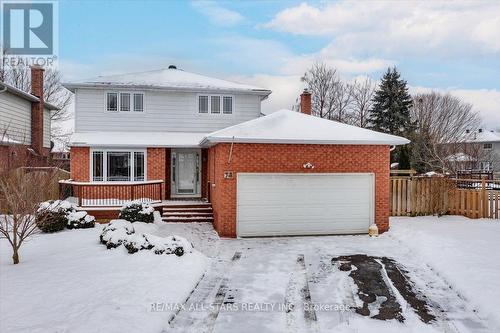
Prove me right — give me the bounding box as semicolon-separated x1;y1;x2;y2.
300;89;311;115
30;65;45;155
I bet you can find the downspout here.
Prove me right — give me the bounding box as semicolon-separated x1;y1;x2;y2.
227;136;235;164
0;83;7;93
390;145;396;151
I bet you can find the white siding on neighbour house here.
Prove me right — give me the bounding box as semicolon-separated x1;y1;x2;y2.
0;92;32;144
43;108;51;148
74;88;262;133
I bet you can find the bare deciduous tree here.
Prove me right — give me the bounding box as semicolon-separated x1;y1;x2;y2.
301;62;340;119
350;77;376;128
330;80;353;123
0;169;60;264
410;92;481;173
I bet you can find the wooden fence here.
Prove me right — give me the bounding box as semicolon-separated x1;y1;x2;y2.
390;176;500;219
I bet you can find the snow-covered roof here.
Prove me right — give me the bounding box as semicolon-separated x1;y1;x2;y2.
0;82;59;110
201;110;410;146
466;130;500;143
70;131;206;148
63;67;271;96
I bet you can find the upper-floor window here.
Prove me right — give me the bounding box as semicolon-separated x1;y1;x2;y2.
107;92;144;112
483;143;493;150
198;95;233;115
106;93;118;111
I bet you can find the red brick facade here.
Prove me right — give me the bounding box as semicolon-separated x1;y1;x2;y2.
70;147;90;181
30;66;46;156
147;148;167;199
207;143;390;237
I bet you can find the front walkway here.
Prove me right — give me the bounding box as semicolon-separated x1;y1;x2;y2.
166;219;495;333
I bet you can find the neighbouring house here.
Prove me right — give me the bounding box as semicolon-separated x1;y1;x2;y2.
446;129;500;177
63;66;408;237
0;66;59;172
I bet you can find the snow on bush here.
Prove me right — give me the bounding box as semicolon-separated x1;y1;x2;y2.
100;220;135;249
100;219;193;256
119;201;155;223
36;200;77;233
67;211;96;230
36;200;95;232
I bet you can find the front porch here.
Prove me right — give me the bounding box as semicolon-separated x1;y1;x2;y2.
67;147;210;204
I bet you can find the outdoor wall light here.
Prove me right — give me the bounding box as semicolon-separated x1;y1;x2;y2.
303;162;315;169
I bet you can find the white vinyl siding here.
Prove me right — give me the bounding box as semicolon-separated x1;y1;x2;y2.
237;173;374;237
43;108;51;148
0;92;32;144
75;89;262;133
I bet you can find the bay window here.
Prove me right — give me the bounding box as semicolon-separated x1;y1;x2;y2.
91;149;146;182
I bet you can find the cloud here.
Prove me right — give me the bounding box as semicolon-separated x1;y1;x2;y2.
265;1;500;57
191;1;244;27
229;74;304;115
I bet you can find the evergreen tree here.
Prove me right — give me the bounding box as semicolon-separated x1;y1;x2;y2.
369;67;414;166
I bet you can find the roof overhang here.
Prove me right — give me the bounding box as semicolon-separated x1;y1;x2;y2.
200;137;410;147
62;83;272;97
0;82;59;110
70;131;206;148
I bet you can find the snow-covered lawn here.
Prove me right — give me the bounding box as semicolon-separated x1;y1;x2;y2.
2;216;499;333
0;222;208;333
390;216;500;329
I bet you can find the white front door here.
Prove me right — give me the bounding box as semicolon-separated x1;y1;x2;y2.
171;149;201;197
237;173;374;237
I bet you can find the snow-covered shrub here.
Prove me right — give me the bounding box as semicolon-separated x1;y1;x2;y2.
100;220;135;249
36;200;77;233
100;219;193;256
125;233;192;256
118;201;155;223
66;211;96;230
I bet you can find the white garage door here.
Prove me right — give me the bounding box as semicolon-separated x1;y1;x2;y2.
237;173;374;237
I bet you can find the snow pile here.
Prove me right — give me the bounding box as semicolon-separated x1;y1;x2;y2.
119;201;155;223
100;220;193;256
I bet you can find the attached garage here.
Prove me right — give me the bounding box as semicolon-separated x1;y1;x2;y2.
202;99;409;238
237;173;374;237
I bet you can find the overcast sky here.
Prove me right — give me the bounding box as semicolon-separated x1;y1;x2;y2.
58;0;500;129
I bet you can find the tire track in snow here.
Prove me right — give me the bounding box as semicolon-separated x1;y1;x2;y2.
168;251;241;333
284;254;319;333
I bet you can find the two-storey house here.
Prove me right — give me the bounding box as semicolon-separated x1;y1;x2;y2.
64;66;408;237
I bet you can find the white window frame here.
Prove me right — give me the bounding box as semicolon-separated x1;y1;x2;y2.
90;148;147;182
105;91;145;113
483;143;493;150
197;94;234;115
106;92;119;112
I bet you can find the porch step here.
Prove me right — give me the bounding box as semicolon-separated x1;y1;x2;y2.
162;216;214;223
161;202;214;223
